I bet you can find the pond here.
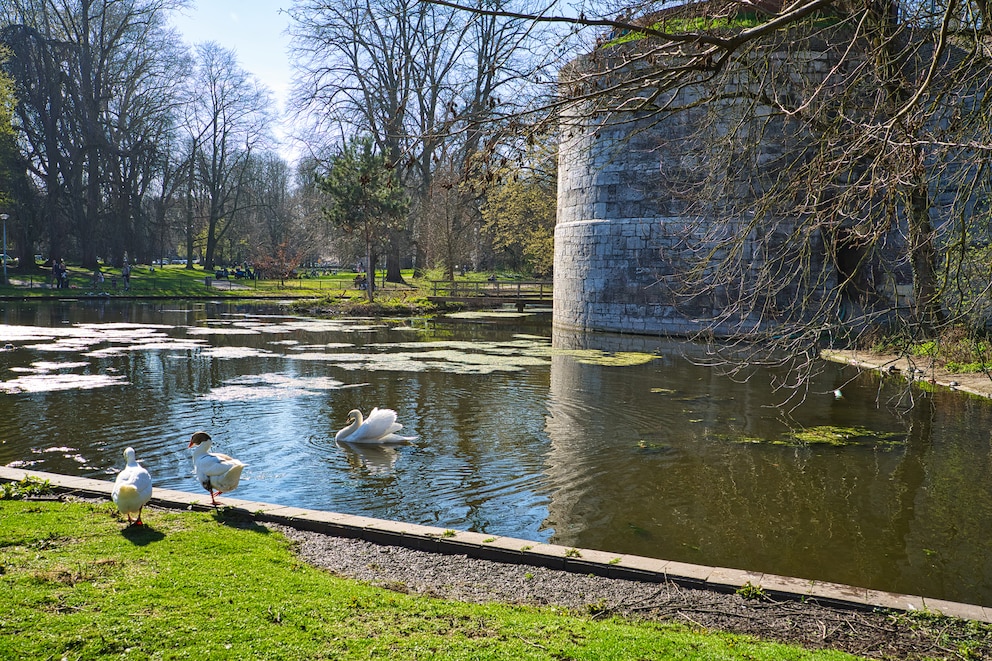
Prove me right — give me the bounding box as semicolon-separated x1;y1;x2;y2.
1;299;991;607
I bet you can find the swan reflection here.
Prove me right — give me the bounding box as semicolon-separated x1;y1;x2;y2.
336;440;401;474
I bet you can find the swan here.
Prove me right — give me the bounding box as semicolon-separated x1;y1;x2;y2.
188;431;247;506
112;447;153;526
334;407;416;444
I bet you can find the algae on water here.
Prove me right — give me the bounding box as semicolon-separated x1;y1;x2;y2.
718;425;905;448
553;348;659;367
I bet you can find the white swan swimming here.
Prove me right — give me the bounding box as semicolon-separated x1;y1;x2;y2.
188;431;247;506
334;407;416;444
112;447;153;526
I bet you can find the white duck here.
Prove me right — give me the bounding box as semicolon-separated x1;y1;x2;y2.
112;447;153;526
334;407;417;444
188;431;247;506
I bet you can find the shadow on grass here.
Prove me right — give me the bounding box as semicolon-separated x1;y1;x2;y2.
211;506;271;534
121;524;166;546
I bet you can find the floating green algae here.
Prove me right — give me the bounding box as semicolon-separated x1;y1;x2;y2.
789;426;905;447
552;348;659;367
718;426;905;448
444;310;531;319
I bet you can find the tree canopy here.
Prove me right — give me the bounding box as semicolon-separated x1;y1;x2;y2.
481;145;556;276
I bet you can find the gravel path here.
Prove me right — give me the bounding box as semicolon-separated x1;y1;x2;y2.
272;523;992;660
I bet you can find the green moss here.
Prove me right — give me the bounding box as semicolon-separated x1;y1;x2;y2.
716;427;905;448
789;426;905;448
554;348;658;367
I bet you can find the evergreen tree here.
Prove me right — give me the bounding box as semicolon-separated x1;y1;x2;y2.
318;136;409;302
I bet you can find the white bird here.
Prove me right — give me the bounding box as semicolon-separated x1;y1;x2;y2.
112;447;153;526
188;431;247;506
334;407;417;444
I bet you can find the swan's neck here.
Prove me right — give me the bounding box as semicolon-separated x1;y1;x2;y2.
336;412;363;441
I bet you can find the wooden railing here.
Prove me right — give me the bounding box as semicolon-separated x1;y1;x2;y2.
429;280;552;301
428;280;552;310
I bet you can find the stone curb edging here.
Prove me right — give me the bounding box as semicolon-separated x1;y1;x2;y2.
3;466;988;623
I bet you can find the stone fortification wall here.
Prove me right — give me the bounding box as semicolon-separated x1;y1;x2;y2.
553;41;910;336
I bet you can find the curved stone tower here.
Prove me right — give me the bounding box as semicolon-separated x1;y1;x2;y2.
553;38;914;337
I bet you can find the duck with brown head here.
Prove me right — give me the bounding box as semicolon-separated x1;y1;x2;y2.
187;431;247;506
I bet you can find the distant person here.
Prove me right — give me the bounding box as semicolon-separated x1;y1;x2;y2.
121;263;131;291
57;259;68;289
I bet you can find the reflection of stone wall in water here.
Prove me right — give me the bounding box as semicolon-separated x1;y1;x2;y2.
543;327;775;547
553;41;914;336
543;328;918;577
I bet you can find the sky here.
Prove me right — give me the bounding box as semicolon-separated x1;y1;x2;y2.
169;1;296;158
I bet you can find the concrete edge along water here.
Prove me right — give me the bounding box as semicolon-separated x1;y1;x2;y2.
2;466;988;624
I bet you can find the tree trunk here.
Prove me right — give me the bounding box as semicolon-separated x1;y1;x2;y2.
365;239;375;303
386;234;405;284
907;181;943;330
185;162;196;269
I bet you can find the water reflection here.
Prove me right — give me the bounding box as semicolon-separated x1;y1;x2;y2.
547;328;992;606
1;300;991;606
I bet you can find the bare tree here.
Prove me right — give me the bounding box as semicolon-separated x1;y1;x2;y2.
288;0;552;279
1;0;189;266
238;151;319;270
183;42;272;269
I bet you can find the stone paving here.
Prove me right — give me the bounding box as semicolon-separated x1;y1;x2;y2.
2;465;988;623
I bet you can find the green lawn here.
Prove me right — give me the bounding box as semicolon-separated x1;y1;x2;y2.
0;498;862;661
0;263;423;300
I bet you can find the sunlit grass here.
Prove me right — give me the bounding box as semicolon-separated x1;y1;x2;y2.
0;264;424;301
0;499;861;661
867;324;992;375
1;265;550;320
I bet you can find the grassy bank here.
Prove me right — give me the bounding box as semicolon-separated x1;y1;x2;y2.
0;265;543;318
0;263;432;302
0;497;860;661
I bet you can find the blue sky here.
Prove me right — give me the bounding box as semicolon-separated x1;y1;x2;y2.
170;1;295;156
